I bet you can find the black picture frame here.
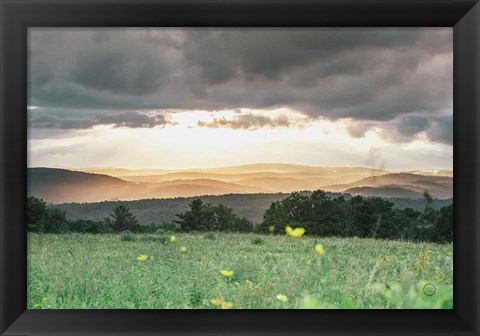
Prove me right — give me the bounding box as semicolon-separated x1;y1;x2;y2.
1;1;479;335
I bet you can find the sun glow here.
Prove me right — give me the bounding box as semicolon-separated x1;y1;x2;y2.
28;107;452;171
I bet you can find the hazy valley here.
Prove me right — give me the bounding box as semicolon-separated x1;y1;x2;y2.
28;163;453;205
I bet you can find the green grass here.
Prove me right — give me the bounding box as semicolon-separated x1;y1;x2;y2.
27;232;453;309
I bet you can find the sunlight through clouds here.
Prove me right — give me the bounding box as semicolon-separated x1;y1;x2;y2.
27;28;452;171
28;110;452;170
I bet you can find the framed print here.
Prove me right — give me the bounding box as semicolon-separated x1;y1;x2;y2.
1;0;479;335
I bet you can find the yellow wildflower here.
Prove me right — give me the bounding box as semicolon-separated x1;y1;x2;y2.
42;297;48;304
170;235;176;243
285;225;305;238
220;270;234;277
179;246;187;252
210;298;233;309
221;301;233;309
136;255;148;261
210;298;223;306
276;294;288;302
314;244;325;255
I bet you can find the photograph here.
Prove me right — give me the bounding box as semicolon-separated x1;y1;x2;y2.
27;27;453;309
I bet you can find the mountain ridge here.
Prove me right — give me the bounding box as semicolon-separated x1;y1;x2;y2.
28;165;453;203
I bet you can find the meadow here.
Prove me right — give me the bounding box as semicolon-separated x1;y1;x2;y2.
27;232;453;309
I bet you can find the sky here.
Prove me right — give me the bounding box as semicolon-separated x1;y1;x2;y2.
28;28;453;171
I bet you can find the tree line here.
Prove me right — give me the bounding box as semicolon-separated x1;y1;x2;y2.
27;196;152;234
27;190;453;243
52;193;452;226
257;190;452;243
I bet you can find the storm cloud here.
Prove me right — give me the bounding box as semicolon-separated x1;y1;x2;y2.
197;113;308;130
346;113;453;144
28;108;174;129
28;28;453;144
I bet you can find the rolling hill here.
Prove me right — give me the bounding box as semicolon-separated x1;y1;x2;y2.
74;167;171;177
323;173;453;199
405;169;453;177
233;177;318;193
344;186;425;199
28;165;453;204
28;169;268;203
28;168;144;203
143;179;267;198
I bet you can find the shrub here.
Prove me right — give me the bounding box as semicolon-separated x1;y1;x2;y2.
251;237;264;245
204;232;217;240
120;232;136;242
139;235;168;244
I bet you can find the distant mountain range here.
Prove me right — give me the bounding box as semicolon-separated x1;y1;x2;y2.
326;173;453;199
28;164;453;204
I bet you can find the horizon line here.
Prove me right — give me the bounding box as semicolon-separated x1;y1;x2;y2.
26;163;454;173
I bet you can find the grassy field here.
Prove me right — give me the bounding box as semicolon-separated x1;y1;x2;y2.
27;232;453;309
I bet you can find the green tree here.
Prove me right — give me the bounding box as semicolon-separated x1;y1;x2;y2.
109;205;139;232
309;190;339;236
214;204;254;232
261;192;313;233
230;216;254;233
213;204;237;231
175;200;254;232
27;196;67;233
66;219;105;233
27;196;48;232
330;197;353;237
412;193;440;242
349;196;394;238
434;204;453;243
175;199;215;231
44;208;67;233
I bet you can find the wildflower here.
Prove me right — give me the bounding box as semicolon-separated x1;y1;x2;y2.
42;297;48;304
314;244;325;255
136;255;148;261
221;301;233;309
179;246;187;252
220;270;234;277
268;225;275;233
210;298;223;306
285;225;305;238
210;298;233;309
170;235;176;243
276;294;288;302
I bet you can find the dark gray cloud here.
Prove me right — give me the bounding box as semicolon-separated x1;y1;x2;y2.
28;108;173;129
347;113;453;144
426;116;453;144
197;114;307;130
28;28;452;144
71;48;165;95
